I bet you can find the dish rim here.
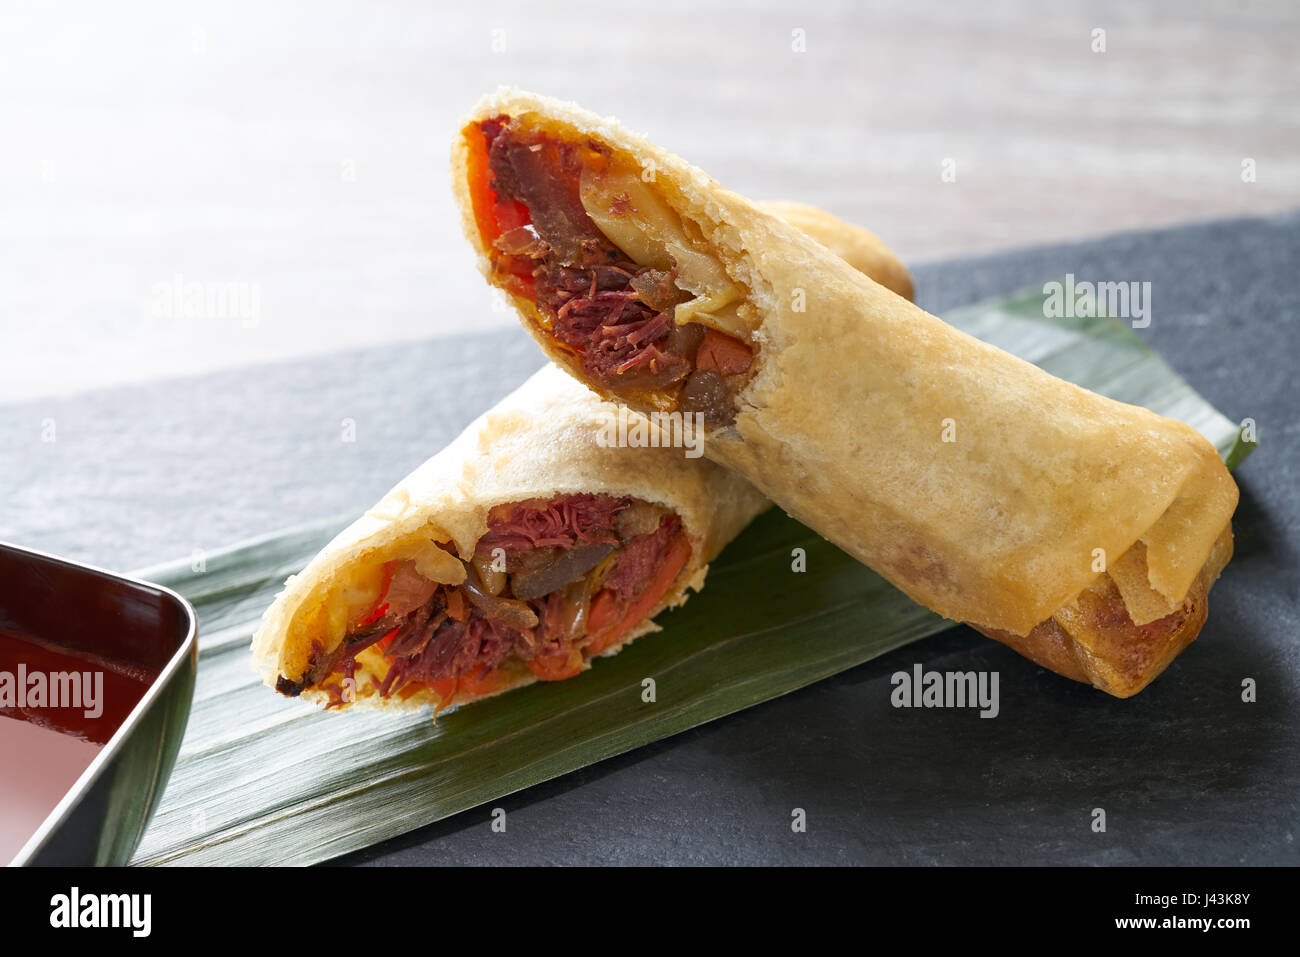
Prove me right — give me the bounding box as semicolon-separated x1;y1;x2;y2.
2;538;198;867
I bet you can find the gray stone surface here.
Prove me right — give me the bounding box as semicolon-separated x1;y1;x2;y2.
3;213;1296;864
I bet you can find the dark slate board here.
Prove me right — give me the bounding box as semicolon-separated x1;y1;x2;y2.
2;213;1296;865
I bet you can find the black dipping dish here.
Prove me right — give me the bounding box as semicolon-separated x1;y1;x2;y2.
0;540;197;865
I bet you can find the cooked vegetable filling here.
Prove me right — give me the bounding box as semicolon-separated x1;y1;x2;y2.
275;494;690;707
469;115;754;424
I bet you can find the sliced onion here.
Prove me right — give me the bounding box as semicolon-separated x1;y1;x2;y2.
463;565;538;631
617;502;663;542
409;544;466;586
510;543;615;601
629;269;682;312
494;225;548;258
680;370;733;425
558;579;592;640
578;163;673;270
471;551;508;596
664;320;705;360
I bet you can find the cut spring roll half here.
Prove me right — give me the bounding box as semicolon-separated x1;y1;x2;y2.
457;111;912;421
252;365;769;712
452;89;1240;698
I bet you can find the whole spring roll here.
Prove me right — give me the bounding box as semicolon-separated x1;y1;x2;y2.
253;202;914;712
452;89;1240;698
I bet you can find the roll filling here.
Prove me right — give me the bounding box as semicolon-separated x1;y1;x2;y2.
470;115;755;424
274;493;689;709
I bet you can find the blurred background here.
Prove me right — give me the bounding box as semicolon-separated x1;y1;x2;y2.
2;0;1297;402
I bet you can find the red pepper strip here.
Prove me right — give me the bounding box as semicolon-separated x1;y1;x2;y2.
429;677;459;716
586;534;692;657
695;328;753;376
494;198;531;233
587;589;623;637
465;125;503;246
527;646;584;682
466;121;537;300
458;665;509;697
499;264;537;302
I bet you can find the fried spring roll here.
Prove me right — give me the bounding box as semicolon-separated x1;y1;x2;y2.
253;202;913;712
452;89;1240;698
252;365;768;712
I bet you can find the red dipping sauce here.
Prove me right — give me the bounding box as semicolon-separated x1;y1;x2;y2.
0;627;158;864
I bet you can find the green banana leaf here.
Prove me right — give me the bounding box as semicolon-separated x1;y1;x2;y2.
127;284;1255;865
